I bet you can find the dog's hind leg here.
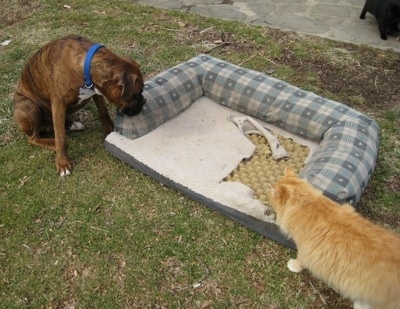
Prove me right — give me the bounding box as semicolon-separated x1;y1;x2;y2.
13;94;57;151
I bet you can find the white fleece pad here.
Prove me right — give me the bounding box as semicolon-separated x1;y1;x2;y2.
106;96;279;221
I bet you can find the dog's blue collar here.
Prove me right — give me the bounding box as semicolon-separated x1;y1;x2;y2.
83;43;104;89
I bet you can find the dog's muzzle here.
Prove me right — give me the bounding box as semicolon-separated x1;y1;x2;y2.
121;94;147;117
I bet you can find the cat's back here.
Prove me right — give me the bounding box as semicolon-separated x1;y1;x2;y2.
299;201;400;307
301;199;400;270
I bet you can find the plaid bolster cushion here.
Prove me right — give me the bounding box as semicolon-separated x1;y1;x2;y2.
113;54;380;205
114;61;204;139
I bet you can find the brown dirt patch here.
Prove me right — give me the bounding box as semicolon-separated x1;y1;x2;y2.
182;25;400;112
0;0;41;27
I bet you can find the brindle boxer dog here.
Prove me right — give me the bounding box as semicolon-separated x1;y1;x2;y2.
13;35;146;176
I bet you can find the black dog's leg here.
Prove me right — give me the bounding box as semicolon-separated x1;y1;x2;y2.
360;5;368;19
378;19;389;39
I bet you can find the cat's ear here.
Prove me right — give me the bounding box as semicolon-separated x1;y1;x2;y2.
270;183;283;198
284;167;297;178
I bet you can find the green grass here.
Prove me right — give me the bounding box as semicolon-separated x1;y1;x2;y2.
1;0;399;308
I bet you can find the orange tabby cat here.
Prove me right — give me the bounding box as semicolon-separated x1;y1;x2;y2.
269;168;400;309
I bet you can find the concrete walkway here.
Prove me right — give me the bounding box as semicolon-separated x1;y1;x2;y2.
132;0;400;52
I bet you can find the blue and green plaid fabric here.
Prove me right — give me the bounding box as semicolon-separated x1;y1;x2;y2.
113;55;380;205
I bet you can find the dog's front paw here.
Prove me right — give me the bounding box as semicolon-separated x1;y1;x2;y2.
287;259;304;273
59;168;71;177
56;160;73;177
69;121;85;131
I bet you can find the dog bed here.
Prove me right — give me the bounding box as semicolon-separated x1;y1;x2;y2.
104;55;380;248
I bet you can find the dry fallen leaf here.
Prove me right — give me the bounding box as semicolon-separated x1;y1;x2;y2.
18;176;29;189
93;10;106;15
0;39;12;46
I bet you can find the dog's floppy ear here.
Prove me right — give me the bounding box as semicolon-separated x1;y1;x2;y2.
117;72;137;100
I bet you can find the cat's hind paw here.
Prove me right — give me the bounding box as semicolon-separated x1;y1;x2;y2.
353;301;371;309
287;259;303;273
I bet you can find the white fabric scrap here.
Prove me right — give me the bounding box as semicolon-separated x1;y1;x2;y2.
0;39;12;46
231;115;289;160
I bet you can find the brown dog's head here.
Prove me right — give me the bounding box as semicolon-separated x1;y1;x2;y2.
102;57;146;117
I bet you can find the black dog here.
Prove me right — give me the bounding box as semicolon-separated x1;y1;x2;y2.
360;0;400;40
